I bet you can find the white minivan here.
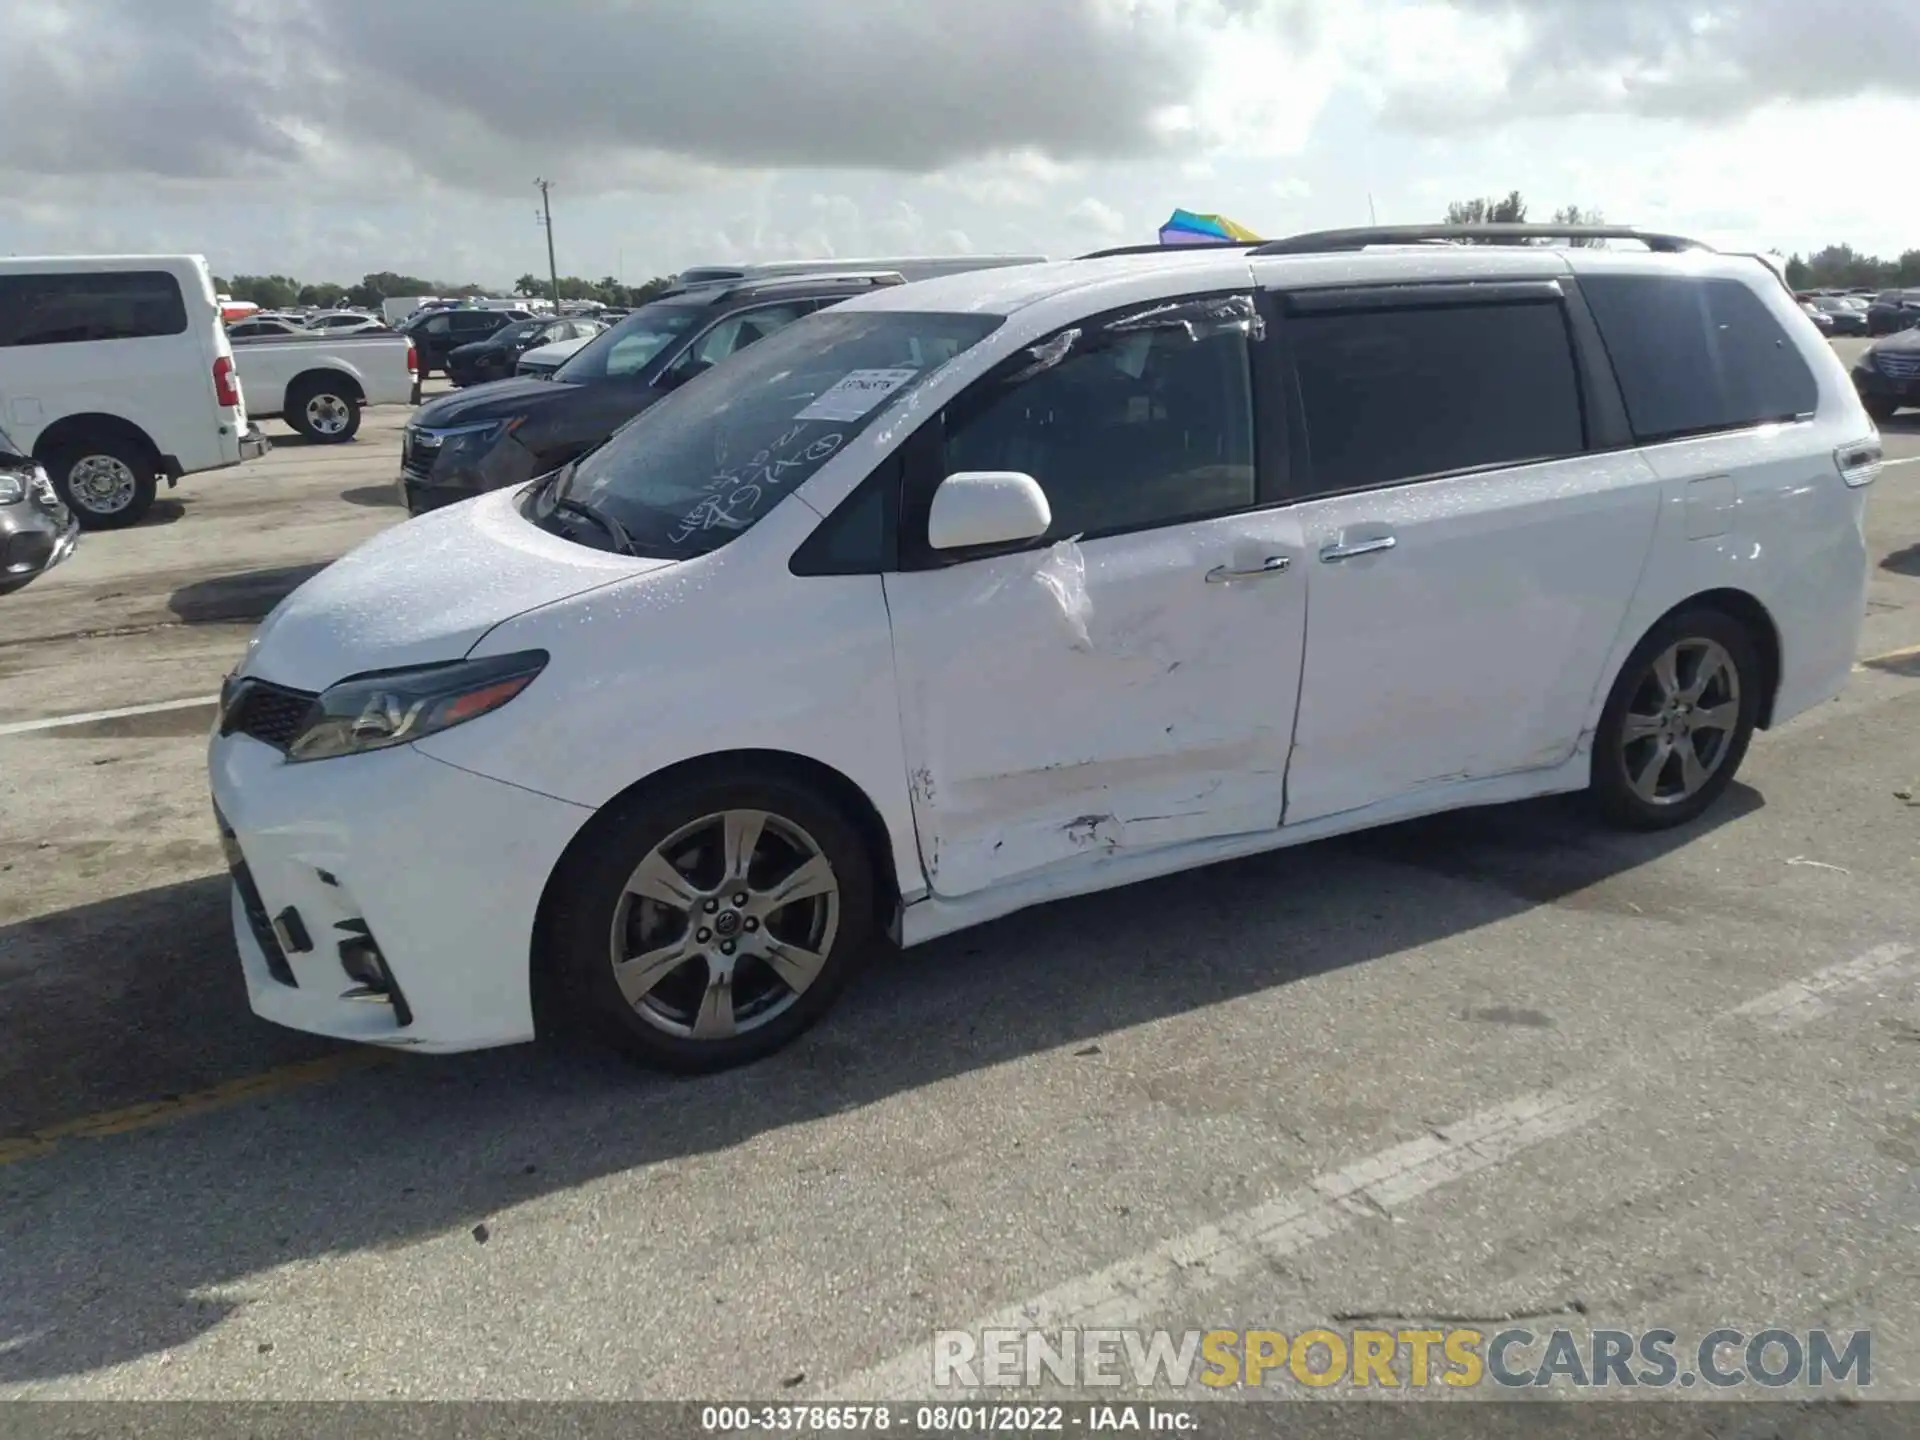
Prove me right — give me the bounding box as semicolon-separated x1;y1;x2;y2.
0;255;268;527
208;227;1877;1072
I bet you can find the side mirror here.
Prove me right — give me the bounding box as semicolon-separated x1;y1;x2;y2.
927;471;1052;551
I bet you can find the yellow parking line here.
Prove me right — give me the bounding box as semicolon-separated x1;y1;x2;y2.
1855;641;1920;672
0;1050;392;1167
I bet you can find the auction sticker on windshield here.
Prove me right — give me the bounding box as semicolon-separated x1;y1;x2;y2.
795;368;918;422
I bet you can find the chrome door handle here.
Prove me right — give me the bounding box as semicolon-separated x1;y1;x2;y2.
1206;555;1291;583
1320;535;1397;563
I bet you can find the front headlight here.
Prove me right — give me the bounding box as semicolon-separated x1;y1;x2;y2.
285;650;548;762
0;471;25;504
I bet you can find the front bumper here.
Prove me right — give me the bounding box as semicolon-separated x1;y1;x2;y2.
0;511;78;596
208;733;593;1052
1852;360;1920;407
400;432;539;516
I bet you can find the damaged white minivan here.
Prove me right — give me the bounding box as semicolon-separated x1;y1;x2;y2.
209;229;1876;1070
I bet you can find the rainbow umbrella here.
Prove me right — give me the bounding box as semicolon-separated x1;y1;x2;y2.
1158;209;1263;246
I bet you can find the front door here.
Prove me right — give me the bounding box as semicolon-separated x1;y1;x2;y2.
1270;281;1663;825
883;293;1308;899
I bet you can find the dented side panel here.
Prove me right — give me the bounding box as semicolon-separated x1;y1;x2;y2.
884;510;1308;899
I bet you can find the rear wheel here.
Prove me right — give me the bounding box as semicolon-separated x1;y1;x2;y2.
47;436;157;529
1588;608;1761;831
548;770;877;1072
288;378;361;443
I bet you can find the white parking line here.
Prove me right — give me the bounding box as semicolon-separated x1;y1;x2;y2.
1881;455;1920;468
824;941;1916;1402
0;694;221;738
1730;943;1914;1033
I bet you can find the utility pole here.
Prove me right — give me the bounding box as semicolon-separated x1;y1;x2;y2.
534;178;561;313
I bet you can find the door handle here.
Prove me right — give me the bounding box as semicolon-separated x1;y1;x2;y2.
1320;534;1396;563
1206;555;1291;583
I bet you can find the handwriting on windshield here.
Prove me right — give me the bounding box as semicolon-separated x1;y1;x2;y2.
667;424;844;545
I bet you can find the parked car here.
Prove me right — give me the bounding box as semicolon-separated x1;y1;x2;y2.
1799;300;1836;334
0;420;78;596
212;228;1876;1071
228;328;418;443
405;307;534;377
0;254;268;527
1850;325;1920;422
1804;295;1868;335
1867;290;1920;336
401;272;906;514
446;316;604;387
515;334;597;379
305;311;388;334
228;316;308;339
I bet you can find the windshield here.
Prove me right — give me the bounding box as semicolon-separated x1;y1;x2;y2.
495;319;544;344
553;300;705;382
538;309;1003;557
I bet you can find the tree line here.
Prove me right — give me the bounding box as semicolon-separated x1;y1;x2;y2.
1441;192;1920;288
213;270;676;311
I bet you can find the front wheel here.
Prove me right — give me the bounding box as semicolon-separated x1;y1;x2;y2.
547;770;877;1072
1588;609;1762;831
1863;395;1899;424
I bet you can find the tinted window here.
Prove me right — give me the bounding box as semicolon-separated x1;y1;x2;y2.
0;271;189;347
944;309;1256;540
1290;300;1585;494
552;310;1001;558
451;312;500;333
1581;274;1818;444
676;304;810;375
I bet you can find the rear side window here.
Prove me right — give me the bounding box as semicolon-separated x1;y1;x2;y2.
1581;274;1818;445
1289;301;1586;495
0;271;189;347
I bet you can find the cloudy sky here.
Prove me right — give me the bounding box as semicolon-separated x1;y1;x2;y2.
4;0;1917;286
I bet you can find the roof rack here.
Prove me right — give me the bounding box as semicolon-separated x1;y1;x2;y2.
1249;224;1710;256
662;270;907;300
1075;241;1256;260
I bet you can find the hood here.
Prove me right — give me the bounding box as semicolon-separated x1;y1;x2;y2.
448;335;510;361
521;336;592;367
413;376;580;426
1871;326;1920;353
241;487;670;690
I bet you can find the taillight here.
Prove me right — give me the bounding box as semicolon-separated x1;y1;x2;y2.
1835;439;1881;488
213;355;240;408
406;341;418;375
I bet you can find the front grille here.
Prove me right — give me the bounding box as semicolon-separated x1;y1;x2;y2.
1876;352;1920;380
401;429;441;480
222;678;316;752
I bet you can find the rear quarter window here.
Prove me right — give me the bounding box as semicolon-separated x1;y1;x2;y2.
0;270;189;347
1581;274;1818;445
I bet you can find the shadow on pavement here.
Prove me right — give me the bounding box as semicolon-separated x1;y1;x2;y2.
168;563;331;623
1882;543;1920;579
340;484;404;509
0;785;1766;1382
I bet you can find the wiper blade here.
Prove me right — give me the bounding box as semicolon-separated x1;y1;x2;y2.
550;496;639;556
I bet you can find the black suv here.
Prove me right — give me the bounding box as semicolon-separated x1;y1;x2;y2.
0;421;78;597
405;307;534;377
398;272;902;515
446;316;603;387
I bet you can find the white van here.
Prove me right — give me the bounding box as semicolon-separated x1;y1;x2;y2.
0;255;268;528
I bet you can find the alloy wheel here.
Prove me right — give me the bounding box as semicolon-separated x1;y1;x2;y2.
1619;638;1741;805
609;809;840;1040
305;393;352;436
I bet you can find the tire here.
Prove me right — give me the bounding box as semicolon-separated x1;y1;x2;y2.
47;436;157;529
288;378;361;443
546;767;878;1073
1588;608;1762;831
1863;396;1899;424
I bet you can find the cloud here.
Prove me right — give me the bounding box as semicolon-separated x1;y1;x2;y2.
1373;0;1920;128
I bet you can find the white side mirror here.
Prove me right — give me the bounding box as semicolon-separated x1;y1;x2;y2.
927;471;1052;551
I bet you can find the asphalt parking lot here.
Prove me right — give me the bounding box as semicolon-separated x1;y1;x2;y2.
1;347;1918;1403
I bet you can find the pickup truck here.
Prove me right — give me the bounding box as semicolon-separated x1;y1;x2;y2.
228;330;419;443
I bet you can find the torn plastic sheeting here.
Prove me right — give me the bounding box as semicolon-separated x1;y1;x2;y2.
1105;294;1264;343
1004;327;1082;384
1033;536;1093;651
